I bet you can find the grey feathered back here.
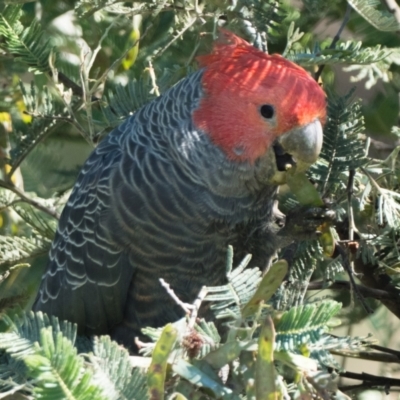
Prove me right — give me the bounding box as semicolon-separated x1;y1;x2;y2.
33;70;279;351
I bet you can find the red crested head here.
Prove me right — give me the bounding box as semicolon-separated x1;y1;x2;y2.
193;30;326;164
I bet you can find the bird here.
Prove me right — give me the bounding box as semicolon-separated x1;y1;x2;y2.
33;30;326;352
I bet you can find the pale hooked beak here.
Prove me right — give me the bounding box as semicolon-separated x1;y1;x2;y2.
271;119;323;183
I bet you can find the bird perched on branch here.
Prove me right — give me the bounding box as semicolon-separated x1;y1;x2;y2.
33;30;326;351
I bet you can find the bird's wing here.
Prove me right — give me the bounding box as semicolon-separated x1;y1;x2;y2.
33;125;135;335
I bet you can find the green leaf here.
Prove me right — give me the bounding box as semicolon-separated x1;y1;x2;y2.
205;249;262;320
0;311;77;359
286;172;324;207
256;316;280;400
147;323;178;400
172;359;238;399
347;0;400;31
310;90;367;193
0;5;55;74
202;340;245;370
24;328;107;400
0;233;51;269
288;41;393;66
275;300;342;345
92;336;148;400
241;260;288;318
102;78;156;128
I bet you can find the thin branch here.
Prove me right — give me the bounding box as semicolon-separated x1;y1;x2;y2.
0;263;29;283
314;3;352;81
344;168;361;316
55;71;99;103
159;278;195;315
159;278;207;329
330;349;400;363
23;111;87;133
146;61;160;97
82;15;125;141
307;279;393;300
337;370;400;393
0;198;28;213
339;383;400;393
369;344;400;359
352;255;400;320
90;23;153;97
185;35;201;66
361;165;400;208
7;119;58;180
79;46;94;141
152;17;197;60
87;16;123;76
347;169;357;241
334;168;400;319
335;242;374;314
188;286;208;329
0;179;59;220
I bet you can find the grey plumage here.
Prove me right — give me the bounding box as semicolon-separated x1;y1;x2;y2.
33;70;280;351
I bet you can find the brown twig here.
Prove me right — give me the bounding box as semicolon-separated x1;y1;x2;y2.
0;179;59;220
307;279;393;300
335;242;374;314
330;349;400;363
151;17;197;60
338;370;400;393
369;344;400;359
314;3;352;81
22;112;88;138
340;383;400;393
90;23;153;97
347;169;357;240
7;118;60;180
333;221;400;320
330;335;400;361
352;254;400;320
333;166;400;319
56;72;99;103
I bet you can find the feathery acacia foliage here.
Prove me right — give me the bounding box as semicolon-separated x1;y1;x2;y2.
1;0;400;398
0;5;54;74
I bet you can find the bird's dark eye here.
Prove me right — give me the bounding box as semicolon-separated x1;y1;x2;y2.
260;104;274;119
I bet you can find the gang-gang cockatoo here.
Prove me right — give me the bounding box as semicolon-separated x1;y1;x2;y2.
33;30;326;351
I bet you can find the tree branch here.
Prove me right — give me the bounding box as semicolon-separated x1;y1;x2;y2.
338;370;400;393
307;279;393;300
334;219;400;320
56;71;100;103
335;242;374;314
352;255;400;319
0;179;59;220
314;3;352;81
369;344;400;359
7;119;59;180
330;349;400;364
